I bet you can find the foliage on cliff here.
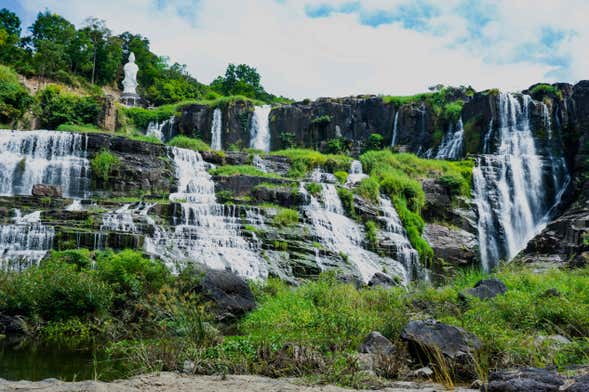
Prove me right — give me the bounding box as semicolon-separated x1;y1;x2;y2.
270;148;352;178
0;64;33;124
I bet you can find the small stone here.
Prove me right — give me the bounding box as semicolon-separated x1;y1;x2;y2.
460;278;507;301
412;366;433;378
182;360;195;374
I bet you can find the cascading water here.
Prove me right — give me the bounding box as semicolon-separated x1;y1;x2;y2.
95;204;138;249
210;108;223;150
145;147;267;279
435;118;464;160
0;130;90;198
301;181;407;283
146;116;175;142
473;93;568;270
346;160;368;187
378;196;421;280
249;105;272;152
390;111;399;147
0;210;54;270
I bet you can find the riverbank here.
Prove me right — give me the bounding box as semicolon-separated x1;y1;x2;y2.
0;372;477;392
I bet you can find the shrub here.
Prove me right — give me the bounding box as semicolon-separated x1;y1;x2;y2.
442;101;464;122
366;133;384;151
530;84;563;100
325;137;349;154
91;149;120;182
305;182;323;196
45;249;93;270
56;123;103;133
271;149;352;178
272;208;299;227
168;135;210;151
121;105;177;130
0;260;113;321
364;220;378;251
36;85;100;129
354;177;380;203
334;171;348;185
279;131;296;149
0;65;33;123
310;115;331;126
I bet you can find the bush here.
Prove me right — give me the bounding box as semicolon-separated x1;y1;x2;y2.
271;149;352;178
364;221;378;251
354;177;380;202
36;85;100;129
279;132;296;149
366;133;384;151
168;135;210;151
91;149;120;182
272;208;299;227
337;187;356;219
334;171;348;185
56;123;103;133
0;65;33;123
325;137;350;154
305;182;323;196
121;105;176;130
310;115;331;126
530;84;563;100
95;250;171;307
0;260;113;321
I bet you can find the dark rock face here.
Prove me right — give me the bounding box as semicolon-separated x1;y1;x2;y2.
567;374;589;392
269;96;397;151
359;331;395;355
485;368;565;392
401;319;481;360
31;184;62;197
192;268;256;320
424;223;477;267
460;278;507;301
0;314;27;334
175;101;254;150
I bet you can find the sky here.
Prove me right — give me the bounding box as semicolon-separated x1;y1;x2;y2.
2;0;587;99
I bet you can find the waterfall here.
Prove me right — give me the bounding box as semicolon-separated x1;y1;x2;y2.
473;93;568;270
302;182;407;283
252;154;268;172
0;210;54;271
249;105;272;152
346;160;368;187
0;130;90;198
144;147;267;279
146;116;175;142
435;118;464;160
210;108;223;150
391;111;399;146
378;196;421;280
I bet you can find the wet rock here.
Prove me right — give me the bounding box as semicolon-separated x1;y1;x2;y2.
484;367;565;392
359;331;395;355
191;267;256;320
0;314;27;334
460;278;507;301
367;272;399;288
31;184;62;197
424;223;477;266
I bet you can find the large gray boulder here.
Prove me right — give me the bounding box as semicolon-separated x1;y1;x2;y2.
359;331;395;355
460;278;507;301
484;368;565;392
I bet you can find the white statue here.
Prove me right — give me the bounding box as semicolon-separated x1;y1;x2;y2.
122;52;139;95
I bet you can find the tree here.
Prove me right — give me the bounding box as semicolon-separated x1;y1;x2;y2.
29;11;76;78
0;9;26;66
211;63;263;98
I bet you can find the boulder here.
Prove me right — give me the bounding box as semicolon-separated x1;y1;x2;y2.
401;319;481;360
359;331;395;355
367;272;399;288
31;184;62;197
460;278;507;301
0;314;27;334
484;368;565;392
567;374;589;392
192;268;256;320
424;223;478;266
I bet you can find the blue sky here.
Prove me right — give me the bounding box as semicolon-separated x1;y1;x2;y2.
4;0;587;98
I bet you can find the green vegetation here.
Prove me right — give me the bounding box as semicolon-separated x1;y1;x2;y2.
530;83;563;100
167;135;210;151
36;85;100;129
382;92;433;106
354;177;380;203
272;208;300;227
91;149;120;182
366;133;384;151
0;64;33;123
359;150;473;260
310;115;332;126
337;187;356;219
56;123;103;133
325;137;350;154
209;165;283;179
305;182;323;197
364;220;378;251
333;171;348;185
271;149;352;178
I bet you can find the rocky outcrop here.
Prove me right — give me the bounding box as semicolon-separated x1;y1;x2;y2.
424;223;477;266
485;368;565;392
460;278;507;301
359;331;395;355
31;184;62;197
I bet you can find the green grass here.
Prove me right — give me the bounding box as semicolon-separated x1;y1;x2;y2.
270;149;352;178
381;93;434;106
272;208;300;227
91;150;120;182
56;123;105;133
530;84;563;100
209;165;283;179
167;135;211;151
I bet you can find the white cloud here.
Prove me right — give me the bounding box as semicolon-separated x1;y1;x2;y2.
16;0;589;99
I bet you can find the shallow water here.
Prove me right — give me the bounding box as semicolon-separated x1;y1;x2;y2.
0;338;124;381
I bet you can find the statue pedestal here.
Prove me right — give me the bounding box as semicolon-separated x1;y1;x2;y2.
120;92;143;107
